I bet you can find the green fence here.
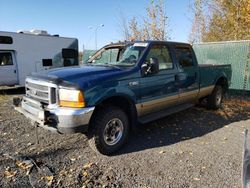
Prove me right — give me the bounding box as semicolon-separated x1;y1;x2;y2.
193;41;250;91
82;50;97;63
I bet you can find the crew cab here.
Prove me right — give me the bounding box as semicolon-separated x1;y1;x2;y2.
14;41;232;155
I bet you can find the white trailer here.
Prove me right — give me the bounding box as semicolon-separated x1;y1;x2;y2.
0;30;78;86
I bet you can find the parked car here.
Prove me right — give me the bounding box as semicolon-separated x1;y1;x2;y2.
0;30;78;86
14;41;232;155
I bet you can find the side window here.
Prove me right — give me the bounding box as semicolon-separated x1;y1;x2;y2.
0;36;13;44
175;47;194;68
62;48;78;66
0;52;13;66
146;44;173;70
42;59;52;66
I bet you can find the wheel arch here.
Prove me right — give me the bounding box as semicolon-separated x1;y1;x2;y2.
89;94;138;132
214;76;229;93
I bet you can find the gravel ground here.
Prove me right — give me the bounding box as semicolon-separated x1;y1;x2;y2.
0;89;250;188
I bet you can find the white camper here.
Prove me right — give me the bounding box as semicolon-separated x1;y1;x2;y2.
0;30;78;86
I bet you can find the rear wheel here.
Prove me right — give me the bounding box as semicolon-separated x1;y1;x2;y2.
88;106;129;155
207;85;223;109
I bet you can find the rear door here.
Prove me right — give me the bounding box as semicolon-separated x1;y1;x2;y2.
174;45;199;103
0;51;18;86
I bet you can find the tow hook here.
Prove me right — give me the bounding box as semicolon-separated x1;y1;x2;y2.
13;97;22;107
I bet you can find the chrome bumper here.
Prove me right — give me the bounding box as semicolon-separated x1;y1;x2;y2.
14;97;95;134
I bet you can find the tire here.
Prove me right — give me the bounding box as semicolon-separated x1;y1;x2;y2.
207;85;223;109
88;106;129;155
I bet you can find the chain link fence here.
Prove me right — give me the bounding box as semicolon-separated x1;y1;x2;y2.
82;50;97;63
193;41;250;92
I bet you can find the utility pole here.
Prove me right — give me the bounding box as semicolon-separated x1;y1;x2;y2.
89;24;104;50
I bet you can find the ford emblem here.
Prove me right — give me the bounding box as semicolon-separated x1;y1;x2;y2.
30;89;37;95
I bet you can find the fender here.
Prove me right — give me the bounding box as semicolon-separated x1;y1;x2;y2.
86;86;137;107
87;86;139;130
213;72;228;85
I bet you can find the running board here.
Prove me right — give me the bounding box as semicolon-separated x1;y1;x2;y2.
138;103;194;124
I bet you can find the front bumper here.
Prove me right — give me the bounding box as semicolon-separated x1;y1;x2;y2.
14;97;95;134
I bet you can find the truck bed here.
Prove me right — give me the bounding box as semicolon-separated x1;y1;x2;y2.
199;64;232;89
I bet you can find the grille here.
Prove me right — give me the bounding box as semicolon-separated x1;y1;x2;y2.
25;79;57;105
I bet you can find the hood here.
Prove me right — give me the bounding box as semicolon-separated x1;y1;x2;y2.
30;65;124;88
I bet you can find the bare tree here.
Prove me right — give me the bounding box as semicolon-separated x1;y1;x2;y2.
120;0;169;41
129;17;142;40
188;0;207;44
118;12;131;41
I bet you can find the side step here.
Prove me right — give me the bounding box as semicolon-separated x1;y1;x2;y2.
138;103;194;124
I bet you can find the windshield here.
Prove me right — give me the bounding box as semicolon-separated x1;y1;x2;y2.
87;45;146;67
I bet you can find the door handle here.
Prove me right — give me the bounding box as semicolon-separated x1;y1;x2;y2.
175;73;187;81
14;70;16;73
175;75;179;81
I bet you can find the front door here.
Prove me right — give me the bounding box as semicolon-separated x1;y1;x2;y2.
138;44;179;117
0;51;18;86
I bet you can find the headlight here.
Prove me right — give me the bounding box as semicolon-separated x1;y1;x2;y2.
59;88;85;108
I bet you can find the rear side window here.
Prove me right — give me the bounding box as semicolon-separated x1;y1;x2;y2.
175;47;194;68
0;52;13;66
0;36;13;44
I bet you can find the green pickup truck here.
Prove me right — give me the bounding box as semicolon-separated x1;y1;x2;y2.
14;41;232;155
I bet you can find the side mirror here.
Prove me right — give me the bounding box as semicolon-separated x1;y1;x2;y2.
141;57;159;76
149;57;159;74
141;64;149;76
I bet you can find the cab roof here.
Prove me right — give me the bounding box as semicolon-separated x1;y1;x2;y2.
104;40;191;49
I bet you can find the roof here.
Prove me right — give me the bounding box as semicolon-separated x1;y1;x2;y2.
103;40;190;48
0;30;77;40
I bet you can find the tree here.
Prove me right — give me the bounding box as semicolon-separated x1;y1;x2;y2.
118;12;131;41
79;51;83;62
121;0;170;41
129;17;141;40
190;0;250;42
188;0;206;43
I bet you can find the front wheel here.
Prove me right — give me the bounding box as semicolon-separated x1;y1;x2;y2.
207;85;223;109
88;106;129;155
